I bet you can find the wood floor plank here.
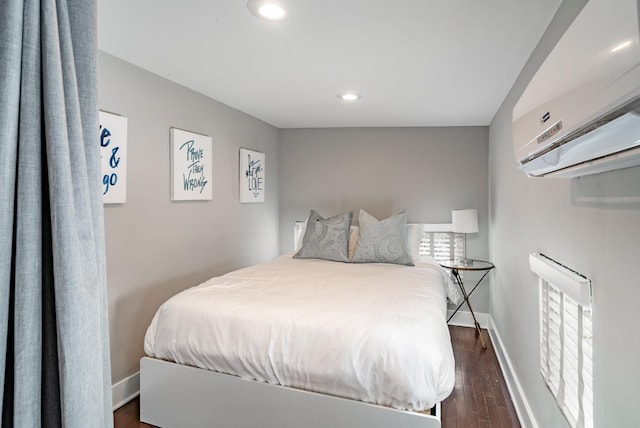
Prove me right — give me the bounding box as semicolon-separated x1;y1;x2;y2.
114;326;520;428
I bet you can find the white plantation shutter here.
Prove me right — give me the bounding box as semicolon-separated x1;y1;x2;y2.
419;231;464;260
532;254;593;428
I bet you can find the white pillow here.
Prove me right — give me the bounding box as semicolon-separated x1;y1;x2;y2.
348;225;359;259
406;223;423;261
294;219;307;252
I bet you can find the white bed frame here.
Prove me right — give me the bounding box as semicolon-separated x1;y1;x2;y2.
140;357;441;428
140;223;457;428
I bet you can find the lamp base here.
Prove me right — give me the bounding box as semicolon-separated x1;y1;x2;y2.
458;258;474;266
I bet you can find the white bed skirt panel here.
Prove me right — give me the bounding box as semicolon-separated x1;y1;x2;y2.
140;357;442;428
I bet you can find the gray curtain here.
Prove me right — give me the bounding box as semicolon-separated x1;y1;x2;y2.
0;0;113;427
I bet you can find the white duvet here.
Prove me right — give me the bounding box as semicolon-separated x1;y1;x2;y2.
144;255;458;411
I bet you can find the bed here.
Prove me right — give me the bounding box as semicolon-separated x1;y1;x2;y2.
140;214;462;428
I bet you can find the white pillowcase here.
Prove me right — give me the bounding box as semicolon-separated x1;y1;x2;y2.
348;225;359;259
294;219;308;252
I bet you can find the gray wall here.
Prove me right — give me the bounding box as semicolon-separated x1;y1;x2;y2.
279;127;490;313
489;1;640;427
98;52;280;384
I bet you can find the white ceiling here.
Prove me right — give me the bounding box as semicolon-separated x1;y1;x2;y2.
97;0;561;129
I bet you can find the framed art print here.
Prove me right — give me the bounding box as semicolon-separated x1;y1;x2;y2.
99;111;128;204
170;128;212;201
239;148;265;203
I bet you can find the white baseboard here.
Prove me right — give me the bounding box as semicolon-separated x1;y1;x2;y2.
112;371;140;411
488;316;537;428
447;309;488;328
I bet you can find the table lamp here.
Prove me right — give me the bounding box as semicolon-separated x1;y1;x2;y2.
452;209;478;265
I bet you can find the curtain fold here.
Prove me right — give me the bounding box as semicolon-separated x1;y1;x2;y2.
0;0;113;426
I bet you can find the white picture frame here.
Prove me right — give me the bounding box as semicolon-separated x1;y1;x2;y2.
239;148;265;203
99;111;128;204
170;128;213;201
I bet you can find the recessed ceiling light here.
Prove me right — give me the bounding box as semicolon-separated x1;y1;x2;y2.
259;4;285;19
338;93;361;101
611;40;632;53
247;1;287;21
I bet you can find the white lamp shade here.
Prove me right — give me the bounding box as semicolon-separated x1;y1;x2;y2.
452;209;479;234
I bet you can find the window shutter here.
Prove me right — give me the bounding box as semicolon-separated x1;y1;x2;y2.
532;254;593;428
419;231;464;260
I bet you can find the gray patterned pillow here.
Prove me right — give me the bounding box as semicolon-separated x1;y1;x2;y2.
351;209;414;266
294;210;352;262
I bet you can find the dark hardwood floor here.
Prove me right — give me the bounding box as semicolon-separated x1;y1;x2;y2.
113;398;155;428
114;326;520;428
442;326;520;428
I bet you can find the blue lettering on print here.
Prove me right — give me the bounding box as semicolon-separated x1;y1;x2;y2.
245;154;263;198
180;140;209;193
100;124;121;195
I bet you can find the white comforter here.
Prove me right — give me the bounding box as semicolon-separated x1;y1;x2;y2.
144;255;458;411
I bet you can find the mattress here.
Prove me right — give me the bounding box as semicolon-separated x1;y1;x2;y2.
144;255;457;411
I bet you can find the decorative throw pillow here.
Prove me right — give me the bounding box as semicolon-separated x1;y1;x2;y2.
351;209;414;266
294;210;352;262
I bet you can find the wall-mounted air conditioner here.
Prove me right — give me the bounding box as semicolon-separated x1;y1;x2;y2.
513;0;640;178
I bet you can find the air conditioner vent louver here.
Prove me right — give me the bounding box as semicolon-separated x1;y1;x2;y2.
520;95;640;167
